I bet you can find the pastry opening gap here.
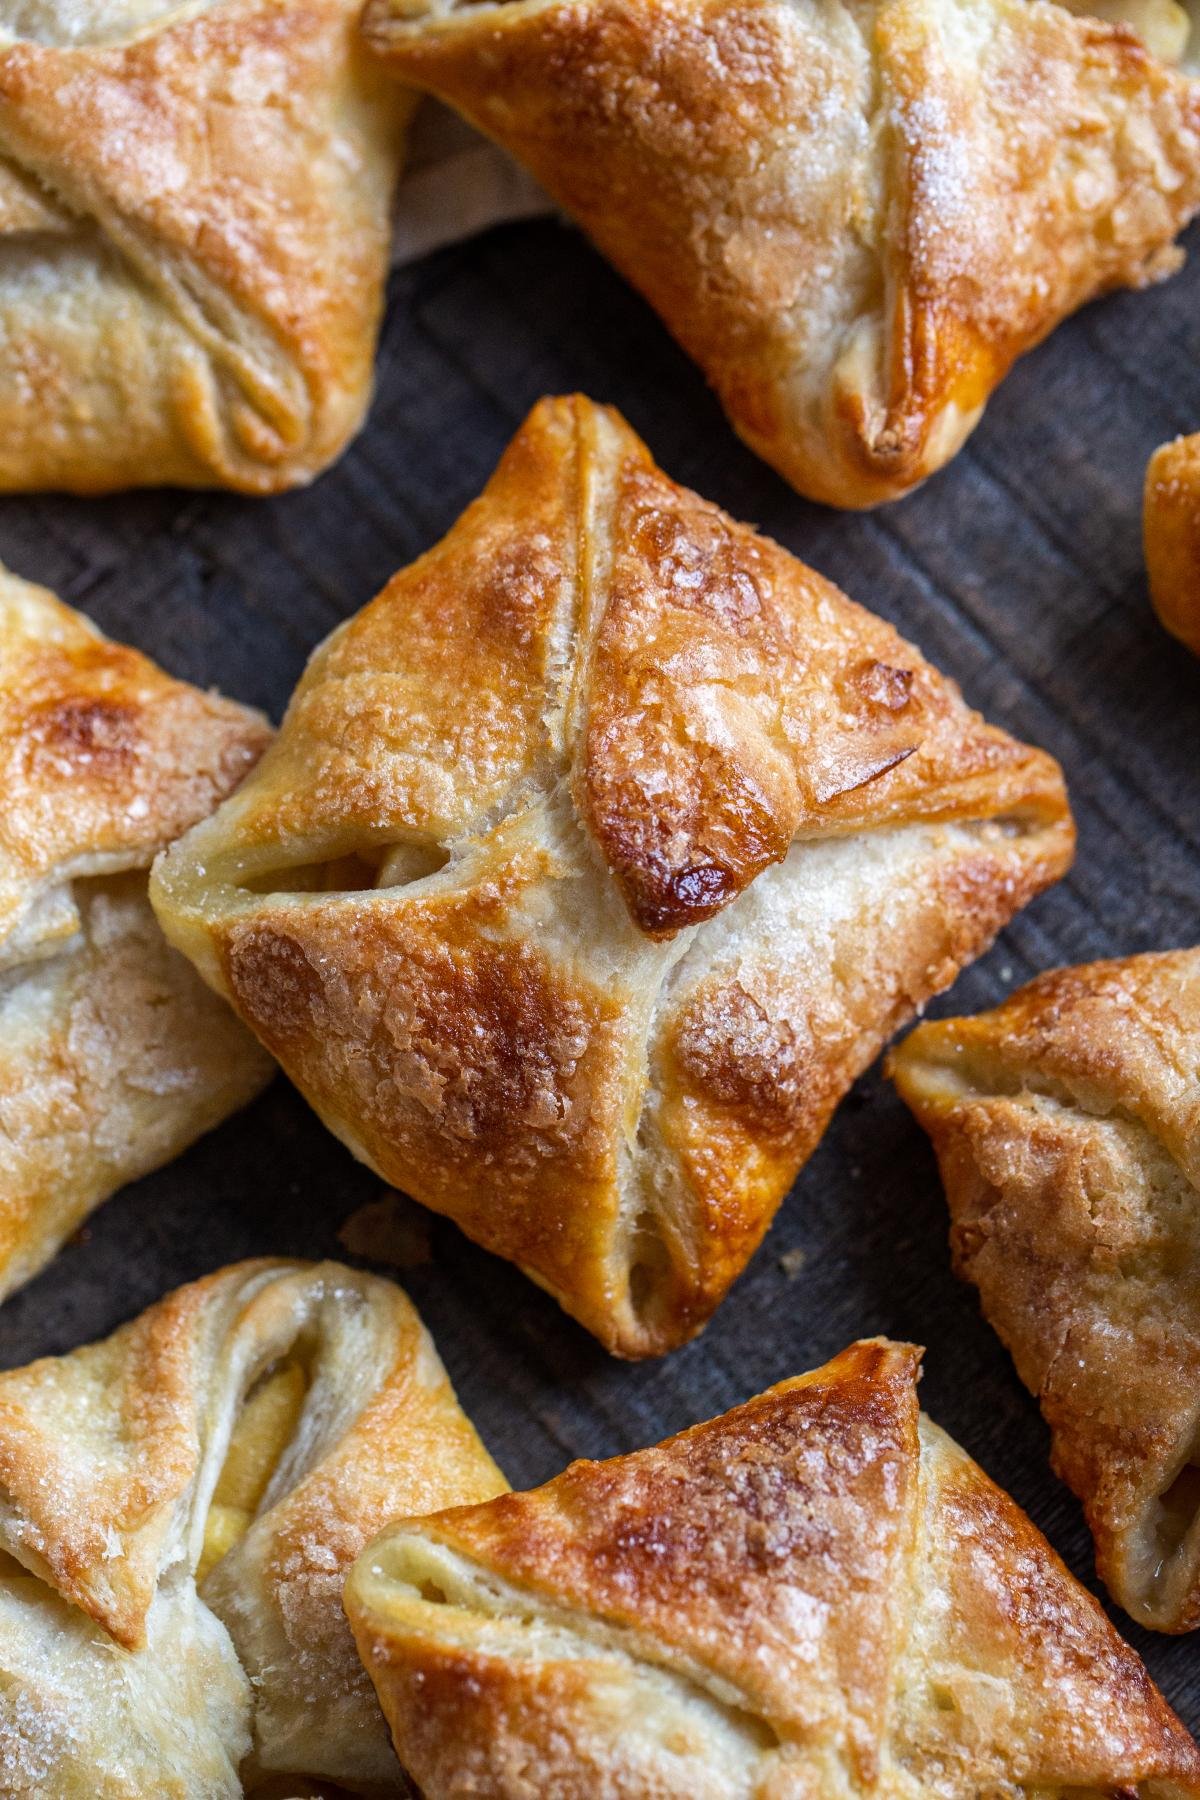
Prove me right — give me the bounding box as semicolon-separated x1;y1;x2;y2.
234;840;450;899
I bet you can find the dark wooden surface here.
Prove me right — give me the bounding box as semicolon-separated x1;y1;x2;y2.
2;214;1199;1732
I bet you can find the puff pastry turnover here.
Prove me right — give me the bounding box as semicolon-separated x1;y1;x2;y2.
346;1337;1200;1797
1145;432;1200;656
0;1256;507;1796
890;950;1200;1631
364;0;1200;510
0;565;274;1303
152;395;1074;1358
0;0;407;493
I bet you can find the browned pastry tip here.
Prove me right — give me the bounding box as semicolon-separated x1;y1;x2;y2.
363;0;1200;508
891;948;1200;1631
1146;432;1200;655
346;1336;1200;1796
153;394;1073;1358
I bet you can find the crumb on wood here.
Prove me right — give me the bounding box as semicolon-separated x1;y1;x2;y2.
338;1191;432;1270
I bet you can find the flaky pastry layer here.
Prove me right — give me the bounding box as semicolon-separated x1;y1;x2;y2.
0;566;274;1301
891;949;1200;1631
0;0;408;492
153;395;1073;1356
0;1257;507;1796
364;0;1200;508
346;1338;1200;1797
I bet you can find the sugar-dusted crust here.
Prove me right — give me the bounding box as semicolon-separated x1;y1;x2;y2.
345;1338;1200;1796
890;949;1200;1631
363;0;1200;509
0;1257;507;1796
0;566;275;1302
0;0;407;494
1145;431;1200;655
0;565;271;955
152;395;1074;1357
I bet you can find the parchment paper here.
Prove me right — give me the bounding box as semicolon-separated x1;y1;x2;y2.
392;101;553;266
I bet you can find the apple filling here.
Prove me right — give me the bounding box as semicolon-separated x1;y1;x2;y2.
199;1361;307;1581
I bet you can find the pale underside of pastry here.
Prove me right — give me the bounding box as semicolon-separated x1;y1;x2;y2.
151;393;1074;1358
889;949;1200;1632
345;1338;1200;1798
0;1257;508;1797
1059;0;1198;66
1145;432;1200;656
0;0;409;494
0;565;275;1303
362;0;1200;510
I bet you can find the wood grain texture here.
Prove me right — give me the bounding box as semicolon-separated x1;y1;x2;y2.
0;212;1198;1731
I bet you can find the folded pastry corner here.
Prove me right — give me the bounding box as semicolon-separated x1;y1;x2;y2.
362;0;1200;509
345;1337;1200;1796
0;564;275;1302
152;393;1073;1358
1145;431;1200;656
0;1257;508;1796
0;0;409;493
890;949;1200;1631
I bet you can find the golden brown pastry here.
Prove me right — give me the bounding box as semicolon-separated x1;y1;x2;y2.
0;0;408;494
345;1337;1200;1796
0;565;274;1302
890;950;1200;1632
0;1256;508;1796
152;396;1074;1357
362;0;1200;511
1145;432;1200;655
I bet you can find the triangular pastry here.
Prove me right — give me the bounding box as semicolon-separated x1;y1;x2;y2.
0;566;274;1303
364;0;1200;509
1145;431;1200;655
345;1338;1200;1796
152;395;1074;1358
0;0;408;493
0;1257;508;1796
890;950;1200;1631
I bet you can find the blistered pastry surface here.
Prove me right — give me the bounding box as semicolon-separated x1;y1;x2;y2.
154;396;1073;1355
0;0;406;492
346;1339;1200;1795
365;0;1200;506
892;950;1200;1630
0;1257;508;1795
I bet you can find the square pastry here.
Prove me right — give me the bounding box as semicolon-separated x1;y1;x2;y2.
892;949;1200;1631
0;0;408;492
0;567;274;1302
0;1257;507;1794
365;0;1200;507
153;395;1074;1356
346;1338;1200;1795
